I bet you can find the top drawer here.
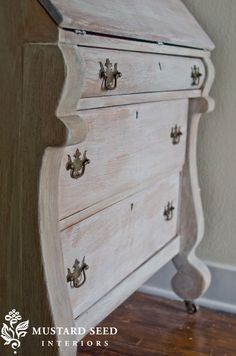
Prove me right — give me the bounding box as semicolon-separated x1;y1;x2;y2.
62;45;205;102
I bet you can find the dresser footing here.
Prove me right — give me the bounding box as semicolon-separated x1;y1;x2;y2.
184;300;198;314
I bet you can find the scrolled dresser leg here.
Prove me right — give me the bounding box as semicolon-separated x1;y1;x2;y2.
171;95;214;305
171;253;210;304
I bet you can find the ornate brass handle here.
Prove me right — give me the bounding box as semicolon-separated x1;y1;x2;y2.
99;58;122;90
164;202;175;221
191;65;202;86
66;149;90;179
170;125;183;145
67;257;89;288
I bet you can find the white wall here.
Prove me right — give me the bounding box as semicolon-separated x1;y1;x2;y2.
182;0;236;265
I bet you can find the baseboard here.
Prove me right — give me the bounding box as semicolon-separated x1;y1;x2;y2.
139;260;236;314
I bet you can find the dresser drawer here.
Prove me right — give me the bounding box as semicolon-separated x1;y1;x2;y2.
64;45;205;105
59;100;188;221
61;173;180;318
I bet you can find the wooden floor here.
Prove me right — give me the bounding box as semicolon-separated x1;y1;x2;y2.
77;292;236;356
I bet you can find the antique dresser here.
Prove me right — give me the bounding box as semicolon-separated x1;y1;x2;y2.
1;0;215;355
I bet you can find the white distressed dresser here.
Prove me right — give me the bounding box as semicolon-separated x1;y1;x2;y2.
1;0;215;355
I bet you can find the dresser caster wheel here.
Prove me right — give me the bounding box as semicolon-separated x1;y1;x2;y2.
184;300;198;314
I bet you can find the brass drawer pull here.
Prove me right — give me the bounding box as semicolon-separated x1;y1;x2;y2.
66;149;90;179
170;125;183;145
191;65;202;86
164;202;175;221
99;58;122;90
67;257;89;288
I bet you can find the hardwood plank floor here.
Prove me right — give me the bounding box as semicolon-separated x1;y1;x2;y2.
77;292;236;356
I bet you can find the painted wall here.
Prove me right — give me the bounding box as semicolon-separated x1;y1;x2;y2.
181;0;236;265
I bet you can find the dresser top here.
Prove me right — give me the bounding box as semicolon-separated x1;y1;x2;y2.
38;0;214;50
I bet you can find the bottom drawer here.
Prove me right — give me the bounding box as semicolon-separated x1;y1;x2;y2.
61;173;180;318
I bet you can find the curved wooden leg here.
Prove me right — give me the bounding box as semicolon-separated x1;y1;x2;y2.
171;98;213;307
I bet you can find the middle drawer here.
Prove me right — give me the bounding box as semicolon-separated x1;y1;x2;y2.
59;99;188;221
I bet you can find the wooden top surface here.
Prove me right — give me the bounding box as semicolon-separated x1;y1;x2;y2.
38;0;214;50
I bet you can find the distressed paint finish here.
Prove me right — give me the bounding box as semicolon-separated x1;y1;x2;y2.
61;174;180;318
58;100;188;221
39;0;214;49
58;45;205;105
1;1;215;355
172;56;215;301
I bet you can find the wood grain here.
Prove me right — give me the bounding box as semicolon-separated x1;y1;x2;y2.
57;45;205;114
1;2;215;355
61;173;180;318
0;2;65;355
59;30;211;58
38;0;214;50
77;292;236;356
79;47;205;97
0;3;24;355
23;0;58;42
77;90;201;111
58;100;188;221
19;43;70;356
171;55;215;301
59;169;180;232
74;237;180;343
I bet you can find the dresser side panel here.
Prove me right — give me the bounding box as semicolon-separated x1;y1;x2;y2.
23;0;59;43
0;3;24;355
20;44;69;355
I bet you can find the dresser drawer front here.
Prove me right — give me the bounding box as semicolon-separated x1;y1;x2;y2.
61;173;180;318
69;46;205;101
59;100;187;220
